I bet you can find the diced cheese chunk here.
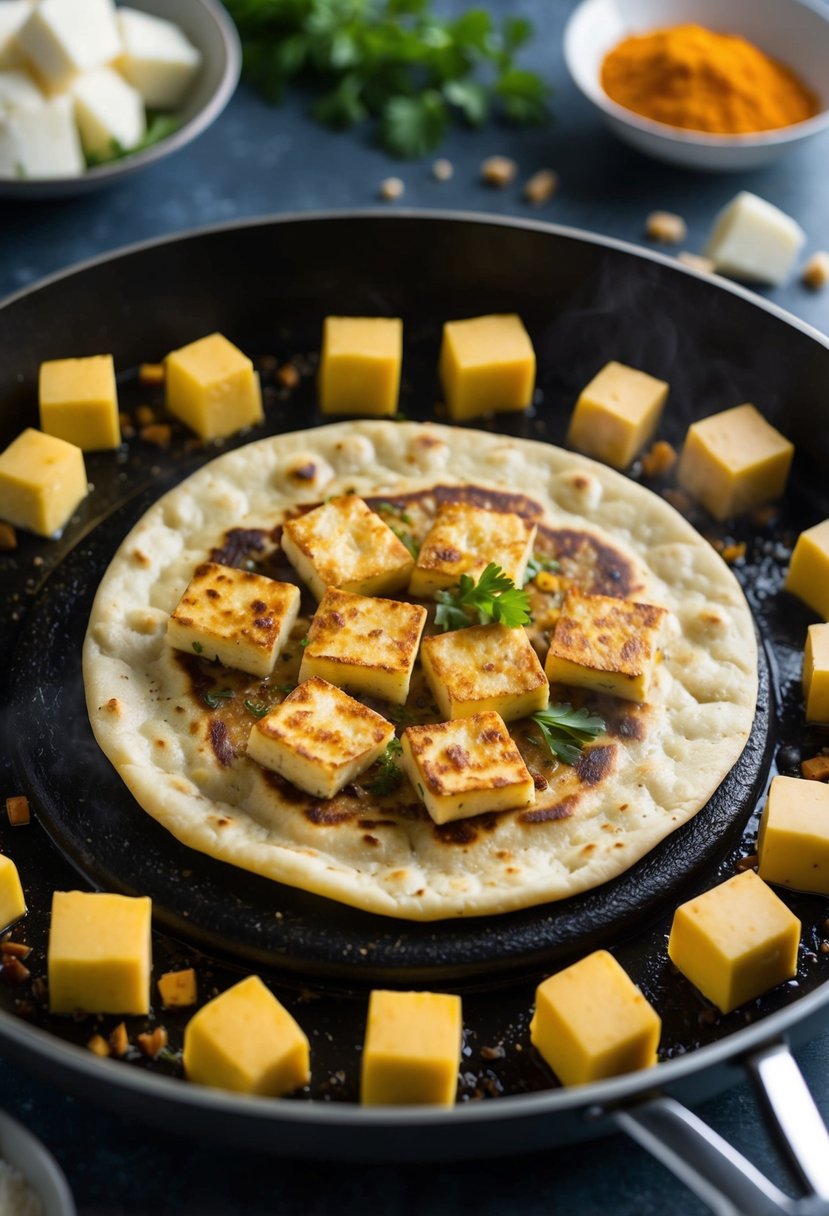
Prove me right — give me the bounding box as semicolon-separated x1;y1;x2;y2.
167;561;300;679
0;427;87;537
361;990;462;1106
545;591;666;704
668;870;800;1014
0;94;83;179
18;0;121;91
400;711;535;824
281;495;414;601
39;353;120;450
116;7;202;109
409;501;536;598
319;316;403;417
165;333;264;441
0;68;43;112
71;66;145;157
299;586;426;705
758;775;829;896
48;890;152;1016
439;314;535;420
247;677;394;799
567;361;668;470
704;191;806;286
530;950;660;1086
157;968;197;1008
785;519;829;619
183;975;310;1097
677;403;793;521
0;2;34;71
0;854;26;932
803;624;829;722
421;622;548;722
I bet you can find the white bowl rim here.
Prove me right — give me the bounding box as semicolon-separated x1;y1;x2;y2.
0;1106;76;1216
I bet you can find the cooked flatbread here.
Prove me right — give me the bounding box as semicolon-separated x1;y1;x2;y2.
83;421;757;921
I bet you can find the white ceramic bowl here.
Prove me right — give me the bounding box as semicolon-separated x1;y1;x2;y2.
0;1107;75;1216
563;0;829;170
0;0;240;199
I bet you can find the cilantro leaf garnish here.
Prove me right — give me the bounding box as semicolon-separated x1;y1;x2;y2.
434;563;531;632
368;737;404;795
203;688;234;710
244;699;270;718
530;703;606;766
523;555;560;585
192;641;203;654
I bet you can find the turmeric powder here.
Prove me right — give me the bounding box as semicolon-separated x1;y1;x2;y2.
601;24;819;135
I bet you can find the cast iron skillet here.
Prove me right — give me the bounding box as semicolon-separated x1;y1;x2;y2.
1;212;829;1215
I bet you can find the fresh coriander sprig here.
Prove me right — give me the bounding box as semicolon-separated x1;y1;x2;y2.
530;703;606;766
434;563;531;632
368;737;404;795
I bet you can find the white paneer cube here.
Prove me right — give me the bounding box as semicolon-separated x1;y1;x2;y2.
247;677;395;799
167;562;301;679
0;68;43;112
409;501;536;598
421;623;548;722
299;587;427;705
0;1;34;71
0;94;83;178
116;7;201;109
71;66;145;156
401;711;535;825
18;0;122;90
704;191;806;286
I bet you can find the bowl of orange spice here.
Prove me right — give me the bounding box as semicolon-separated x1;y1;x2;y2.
563;0;829;169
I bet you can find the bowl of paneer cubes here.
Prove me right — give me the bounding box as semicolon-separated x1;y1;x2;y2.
0;0;240;196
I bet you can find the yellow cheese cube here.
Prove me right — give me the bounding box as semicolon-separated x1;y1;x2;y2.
803;624;829;722
409;502;536;598
668;870;800;1014
165;332;263;440
530;950;660;1086
545;591;666;704
48;891;152;1016
183;975;310;1097
438;314;535;421
157;968;198;1008
0;428;88;537
677;403;794;521
167;561;301;679
39;354;120;450
247;676;394;799
785;519;829;620
299;587;426;705
400;711;535;824
281;495;415;601
567;362;668;469
0;854;26;932
361;989;462;1106
319;316;402;416
421;623;548;722
758;775;829;895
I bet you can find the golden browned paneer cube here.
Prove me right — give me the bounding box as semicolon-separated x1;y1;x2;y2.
281;495;415;601
438;314;535;421
421;623;548;722
804;624;829;722
183;975;310;1097
567;361;668;470
0;428;88;538
545;591;666;704
409;501;536;598
39;354;120;450
677;403;794;521
48;891;152;1016
401;711;535;824
785;519;829;620
668;870;800;1014
165;332;263;440
0;854;26;932
319;316;403;416
299;587;426;705
158;968;198;1008
361;990;462;1106
758;775;829;896
530;950;660;1086
247;676;394;798
166;561;301;679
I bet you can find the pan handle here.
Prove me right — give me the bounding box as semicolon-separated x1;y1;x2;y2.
613;1042;829;1216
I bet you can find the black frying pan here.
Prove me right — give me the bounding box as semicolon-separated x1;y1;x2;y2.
1;213;829;1213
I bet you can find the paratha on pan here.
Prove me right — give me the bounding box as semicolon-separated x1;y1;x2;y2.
83;421;757;921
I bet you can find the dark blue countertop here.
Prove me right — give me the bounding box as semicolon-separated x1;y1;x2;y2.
2;2;829;1213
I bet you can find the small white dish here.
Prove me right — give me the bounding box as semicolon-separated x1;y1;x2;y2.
0;1107;76;1216
563;0;829;171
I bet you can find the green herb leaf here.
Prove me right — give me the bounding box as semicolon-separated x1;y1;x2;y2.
204;688;234;710
379;90;447;157
434;562;531;632
192;641;204;654
84;113;180;168
300;637;311;648
244;699;270;718
389;522;419;559
368;737;404;795
443;78;488;125
530;702;606;766
523;555;560;585
495;67;551;124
